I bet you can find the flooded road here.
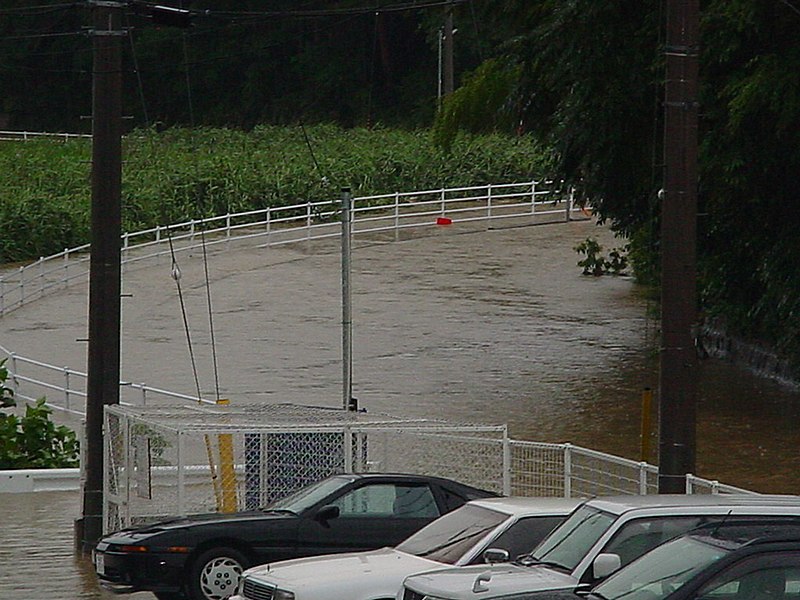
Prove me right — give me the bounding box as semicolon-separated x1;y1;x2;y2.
2;218;800;599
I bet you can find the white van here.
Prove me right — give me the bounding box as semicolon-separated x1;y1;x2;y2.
398;494;800;600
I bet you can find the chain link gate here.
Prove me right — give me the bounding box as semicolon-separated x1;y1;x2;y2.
103;402;508;532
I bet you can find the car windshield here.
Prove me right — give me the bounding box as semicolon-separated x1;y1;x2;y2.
266;475;356;514
591;536;730;600
529;505;616;572
396;504;508;564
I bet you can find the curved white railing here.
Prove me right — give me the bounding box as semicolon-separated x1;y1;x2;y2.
0;180;581;417
0;180;577;317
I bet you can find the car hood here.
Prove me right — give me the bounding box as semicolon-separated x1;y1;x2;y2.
403;563;578;600
103;510;289;540
244;548;444;593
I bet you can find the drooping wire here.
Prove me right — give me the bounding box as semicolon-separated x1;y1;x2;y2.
167;230;204;403
365;5;380;127
124;8;150;127
182;26;222;403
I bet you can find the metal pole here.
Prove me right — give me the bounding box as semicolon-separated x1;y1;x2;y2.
341;188;354;411
658;0;699;493
443;8;455;96
80;0;124;552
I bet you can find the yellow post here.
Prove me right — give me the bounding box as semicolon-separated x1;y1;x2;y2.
640;387;653;462
216;398;238;513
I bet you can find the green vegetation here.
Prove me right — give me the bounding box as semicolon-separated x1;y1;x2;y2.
0;360;80;469
575;238;629;277
0;124;551;263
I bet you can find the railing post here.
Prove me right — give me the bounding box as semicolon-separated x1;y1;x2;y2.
639;462;649;495
487;184;493;226
566;186;574;222
502;429;512;495
685;473;694;494
177;431;186;515
141;384;147;406
38;257;44;297
190;219;196;243
440;188;446;217
226;214;231;240
64;367;71;412
8;353;18;395
344;425;353;473
19;266;25;306
63;249;70;288
394;192;400;241
531;181;537;216
563;443;573;498
306;202;312;241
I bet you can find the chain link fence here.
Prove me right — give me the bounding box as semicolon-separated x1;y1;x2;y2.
103;403;508;532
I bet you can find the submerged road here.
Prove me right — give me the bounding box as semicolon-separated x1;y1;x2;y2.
2;217;800;600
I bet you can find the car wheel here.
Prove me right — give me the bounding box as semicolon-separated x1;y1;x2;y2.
187;546;249;600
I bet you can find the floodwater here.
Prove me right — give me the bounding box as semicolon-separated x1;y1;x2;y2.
2;218;800;599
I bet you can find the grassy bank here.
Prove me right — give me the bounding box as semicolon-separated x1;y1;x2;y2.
0;124;552;264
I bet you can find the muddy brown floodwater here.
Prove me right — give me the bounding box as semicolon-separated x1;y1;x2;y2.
2;218;799;600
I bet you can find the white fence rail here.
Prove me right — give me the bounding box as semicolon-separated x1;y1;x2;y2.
0;180;579;317
0;130;91;142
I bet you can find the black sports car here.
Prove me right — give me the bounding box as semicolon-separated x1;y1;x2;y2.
93;472;496;600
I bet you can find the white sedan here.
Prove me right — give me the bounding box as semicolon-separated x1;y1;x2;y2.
230;496;582;600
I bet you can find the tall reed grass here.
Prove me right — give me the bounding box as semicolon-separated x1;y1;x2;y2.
0;124;552;263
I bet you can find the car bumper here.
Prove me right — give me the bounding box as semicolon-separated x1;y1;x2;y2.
94;545;187;594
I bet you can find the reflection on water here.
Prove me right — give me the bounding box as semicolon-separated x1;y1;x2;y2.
2;219;799;599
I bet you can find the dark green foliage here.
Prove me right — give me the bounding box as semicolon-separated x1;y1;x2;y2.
575;237;629;276
0;360;80;469
0;125;550;263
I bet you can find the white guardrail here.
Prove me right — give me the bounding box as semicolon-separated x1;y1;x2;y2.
0;179;753;496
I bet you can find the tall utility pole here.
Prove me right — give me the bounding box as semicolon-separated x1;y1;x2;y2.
80;0;124;552
658;0;699;493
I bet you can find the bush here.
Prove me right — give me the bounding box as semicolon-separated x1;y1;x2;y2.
0;360;80;469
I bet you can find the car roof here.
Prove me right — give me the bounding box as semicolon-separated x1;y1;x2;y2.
468;496;583;517
586;494;800;515
344;472;497;494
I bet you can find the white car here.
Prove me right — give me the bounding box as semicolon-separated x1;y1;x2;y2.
397;494;800;600
231;496;581;600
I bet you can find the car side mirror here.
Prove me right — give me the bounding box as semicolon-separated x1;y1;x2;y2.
315;505;340;523
483;548;510;564
593;553;621;580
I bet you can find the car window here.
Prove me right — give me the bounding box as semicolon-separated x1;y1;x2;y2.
695;552;800;600
268;475;353;513
532;505;616;572
331;483;438;518
472;516;566;564
440;486;471;511
397;504;508;564
592;535;730;600
598;517;705;573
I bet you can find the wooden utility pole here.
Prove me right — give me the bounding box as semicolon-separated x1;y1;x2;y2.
80;0;124;551
658;0;699;493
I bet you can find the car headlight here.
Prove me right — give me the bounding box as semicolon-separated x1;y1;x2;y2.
273;590;295;600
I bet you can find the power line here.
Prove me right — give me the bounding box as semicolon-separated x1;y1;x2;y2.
0;3;78;16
